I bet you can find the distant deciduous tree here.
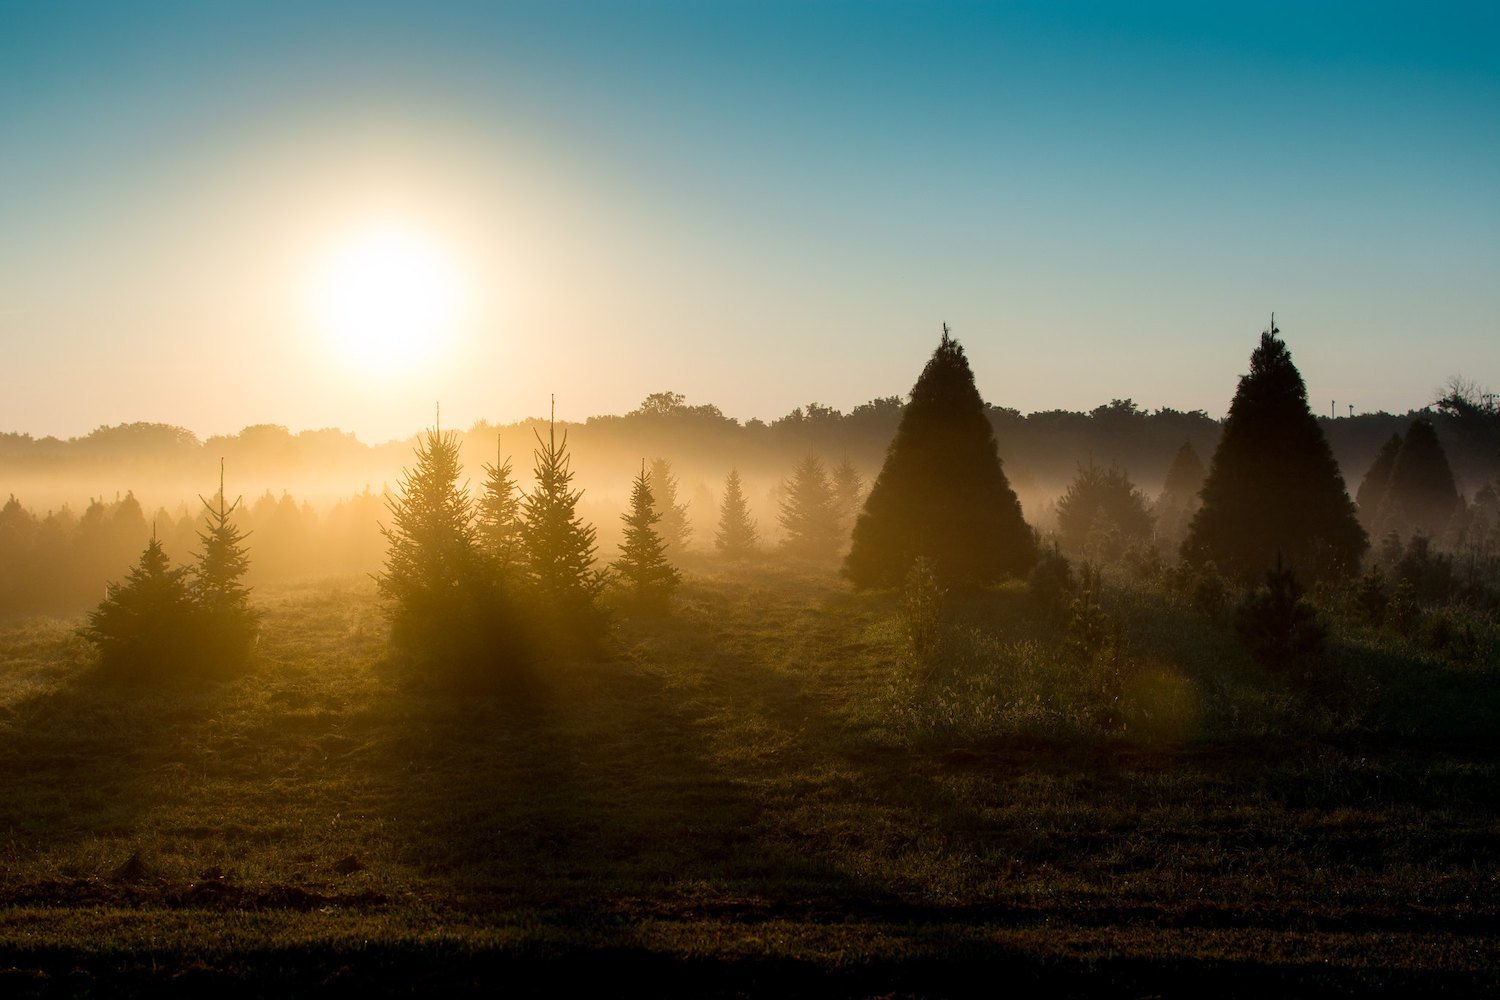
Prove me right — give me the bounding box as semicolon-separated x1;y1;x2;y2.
1182;320;1366;580
844;325;1035;588
715;469;759;558
778;456;841;561
612;462;680;611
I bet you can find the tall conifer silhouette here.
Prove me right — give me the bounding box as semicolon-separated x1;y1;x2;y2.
613;461;680;610
844;325;1034;588
1355;433;1403;531
477;435;523;576
1182;318;1366;579
715;469;759;557
193;460;258;658
1381;418;1460;539
521;399;604;625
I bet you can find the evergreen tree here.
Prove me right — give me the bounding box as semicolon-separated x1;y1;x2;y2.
648;457;691;554
1182;319;1366;580
1381;417;1461;539
778;456;842;561
378;422;508;669
613;461;680;610
521;407;605;624
192;461;258;659
477;436;524;576
81;534;197;676
1153;441;1207;553
1055;463;1153;561
830;458;865;536
715;469;759;558
844;325;1035;588
1355;433;1403;531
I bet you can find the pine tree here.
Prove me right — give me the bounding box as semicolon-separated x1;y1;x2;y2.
521;405;605;625
1355;433;1403;531
1381;418;1460;539
830;458;865;536
1153;441;1207;553
648;457;691;554
613;461;680;610
778;456;842;561
1182;319;1367;580
1056;463;1153;561
844;325;1035;589
192;461;258;660
477;435;524;576
715;469;759;557
82;533;197;676
378;421;506;668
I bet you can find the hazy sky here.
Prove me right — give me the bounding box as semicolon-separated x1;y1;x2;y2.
2;1;1496;443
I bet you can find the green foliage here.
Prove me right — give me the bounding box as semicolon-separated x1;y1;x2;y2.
648;457;691;554
193;472;258;662
777;455;842;561
1153;440;1205;552
900;555;944;663
1056;463;1154;561
1183;322;1367;581
1026;544;1075;614
477;437;523;577
1352;568;1389;626
521;419;605;630
844;326;1035;589
379;425;524;675
80;536;198;677
713;468;759;557
612;463;680;611
1234;559;1327;675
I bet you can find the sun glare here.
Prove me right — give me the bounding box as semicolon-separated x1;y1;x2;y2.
309;221;468;379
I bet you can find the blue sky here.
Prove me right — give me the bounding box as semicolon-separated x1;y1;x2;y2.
2;1;1496;441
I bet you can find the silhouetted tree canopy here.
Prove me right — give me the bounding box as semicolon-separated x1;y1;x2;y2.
715;469;758;558
844;326;1035;589
193;464;258;661
1056;464;1153;561
1382;418;1461;539
82;534;197;676
613;462;680;610
1182;322;1366;580
521;415;605;629
1355;433;1403;531
477;436;523;577
778;456;841;561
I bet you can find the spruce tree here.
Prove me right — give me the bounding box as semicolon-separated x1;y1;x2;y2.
1381;417;1460;539
1355;433;1403;531
1182;319;1366;580
193;461;258;659
477;435;524;576
715;469;759;558
613;461;680;610
1153;441;1207;553
82;533;197;676
778;456;842;561
378;422;505;668
830;458;865;536
648;457;691;554
844;325;1034;589
1055;463;1153;561
520;406;604;625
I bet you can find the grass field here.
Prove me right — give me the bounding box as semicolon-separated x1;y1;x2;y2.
2;564;1498;996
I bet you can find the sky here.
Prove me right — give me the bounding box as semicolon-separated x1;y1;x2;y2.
2;1;1496;443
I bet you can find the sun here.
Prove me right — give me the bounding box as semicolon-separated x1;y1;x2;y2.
308;221;468;378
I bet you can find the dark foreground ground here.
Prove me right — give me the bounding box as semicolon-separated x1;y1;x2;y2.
2;567;1496;996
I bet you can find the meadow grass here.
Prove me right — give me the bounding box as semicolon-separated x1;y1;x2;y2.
0;564;1496;995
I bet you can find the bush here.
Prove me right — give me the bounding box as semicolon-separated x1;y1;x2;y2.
1234;560;1326;676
